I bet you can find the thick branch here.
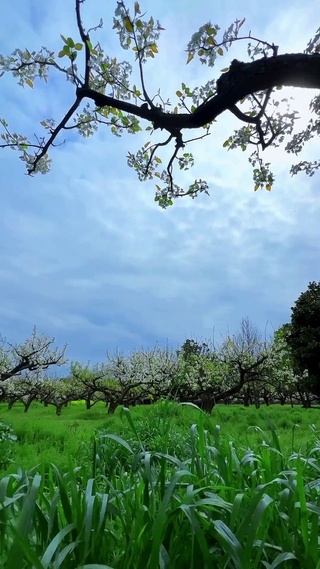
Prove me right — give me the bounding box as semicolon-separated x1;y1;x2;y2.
75;0;90;86
77;54;320;132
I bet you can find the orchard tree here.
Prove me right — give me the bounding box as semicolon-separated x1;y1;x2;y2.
266;325;298;406
287;282;320;396
70;361;107;409
42;378;80;415
103;348;177;413
175;338;227;412
0;328;67;382
219;317;269;407
2;372;45;412
174;321;269;412
1;1;320;207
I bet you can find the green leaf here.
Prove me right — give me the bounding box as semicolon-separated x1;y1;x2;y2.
74;43;83;51
41;524;76;568
67;37;75;48
123;16;134;33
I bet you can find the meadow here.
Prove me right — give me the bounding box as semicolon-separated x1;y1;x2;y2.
1;401;320;568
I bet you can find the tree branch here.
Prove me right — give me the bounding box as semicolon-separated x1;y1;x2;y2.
75;0;91;86
77;54;320;134
28;97;82;173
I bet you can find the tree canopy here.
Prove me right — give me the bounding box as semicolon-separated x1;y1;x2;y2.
1;0;320;206
287;281;320;393
0;327;66;382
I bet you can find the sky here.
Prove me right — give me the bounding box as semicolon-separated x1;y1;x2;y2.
0;0;320;368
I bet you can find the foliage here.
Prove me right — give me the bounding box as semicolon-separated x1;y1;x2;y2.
1;2;320;206
287;282;320;394
1;407;320;567
0;421;17;470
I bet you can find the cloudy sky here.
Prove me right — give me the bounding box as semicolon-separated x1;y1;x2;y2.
0;0;319;367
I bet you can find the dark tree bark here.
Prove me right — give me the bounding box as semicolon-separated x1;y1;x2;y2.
77;54;320;134
23;395;37;413
108;400;119;414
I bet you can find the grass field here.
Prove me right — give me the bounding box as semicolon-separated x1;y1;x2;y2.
1;401;320;568
1;401;320;474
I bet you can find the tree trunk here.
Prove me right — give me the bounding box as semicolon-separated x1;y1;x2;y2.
8;398;16;410
199;393;215;414
303;391;312;408
243;387;251;407
108;400;119;414
297;387;312;408
23;396;35;413
263;392;270;406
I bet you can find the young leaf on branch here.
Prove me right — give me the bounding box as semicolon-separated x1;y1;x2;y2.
0;3;320;206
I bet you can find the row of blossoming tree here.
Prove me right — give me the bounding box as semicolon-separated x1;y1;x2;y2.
0;319;316;415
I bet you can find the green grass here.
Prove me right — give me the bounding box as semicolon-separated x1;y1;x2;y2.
1;401;320;474
1;403;320;568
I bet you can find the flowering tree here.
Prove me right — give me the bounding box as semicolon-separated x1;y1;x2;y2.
262;327;298;406
0;328;67;382
2;372;45;412
39;378;80;415
1;1;320;207
70;349;177;414
102;348;177;413
174;339;227;412
219;318;269;408
70;362;107;409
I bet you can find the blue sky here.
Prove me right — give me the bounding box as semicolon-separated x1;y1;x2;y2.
0;0;319;365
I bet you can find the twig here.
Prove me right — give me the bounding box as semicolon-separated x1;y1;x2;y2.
28;97;82;174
